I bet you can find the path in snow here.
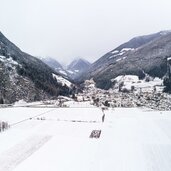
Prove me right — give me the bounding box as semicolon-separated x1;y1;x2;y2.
0;135;52;171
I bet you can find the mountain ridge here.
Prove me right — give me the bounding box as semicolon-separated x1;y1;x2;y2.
67;58;91;79
78;30;171;90
0;32;73;103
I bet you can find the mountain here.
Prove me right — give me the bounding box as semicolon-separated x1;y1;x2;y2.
41;57;68;77
0;32;73;104
67;58;91;79
41;57;91;80
79;31;171;90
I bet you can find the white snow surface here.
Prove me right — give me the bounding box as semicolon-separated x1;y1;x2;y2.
74;69;79;72
167;57;171;61
109;52;125;59
59;70;67;76
112;75;163;92
114;75;139;82
120;48;134;52
0;56;19;66
0;104;171;171
52;73;71;87
67;70;74;74
116;58;122;62
109;48;134;59
111;50;119;54
0;55;6;60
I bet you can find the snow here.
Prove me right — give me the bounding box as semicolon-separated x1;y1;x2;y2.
109;55;116;59
111;50;119;54
52;73;71;87
117;51;125;56
109;52;126;59
109;48;134;59
111;48;134;55
59;70;67;76
167;57;171;61
116;48;134;56
112;75;163;92
0;106;171;171
114;75;139;82
64;101;95;107
14;100;28;107
0;108;52;124
115;56;127;62
0;56;19;66
116;58;122;62
120;48;134;52
67;70;74;74
116;56;127;62
0;135;51;171
7;57;19;65
13;100;52;107
0;55;20;83
0;55;6;60
74;69;79;72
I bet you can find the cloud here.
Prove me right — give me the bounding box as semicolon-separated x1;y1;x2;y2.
1;0;171;64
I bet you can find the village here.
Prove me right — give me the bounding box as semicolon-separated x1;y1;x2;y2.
74;76;171;111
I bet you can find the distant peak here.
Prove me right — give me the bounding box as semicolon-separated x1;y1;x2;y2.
73;57;85;62
67;57;91;72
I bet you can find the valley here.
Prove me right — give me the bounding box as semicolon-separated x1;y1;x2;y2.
1;29;171;171
1;0;171;170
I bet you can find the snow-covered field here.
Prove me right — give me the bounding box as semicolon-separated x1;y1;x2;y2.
0;105;171;171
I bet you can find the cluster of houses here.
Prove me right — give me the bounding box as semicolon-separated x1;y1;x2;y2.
74;78;171;110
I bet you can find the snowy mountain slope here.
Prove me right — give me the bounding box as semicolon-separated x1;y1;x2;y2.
78;31;171;89
41;57;90;81
88;31;171;73
52;73;72;87
0;32;73;103
41;57;68;76
67;58;91;79
67;58;91;71
112;75;163;92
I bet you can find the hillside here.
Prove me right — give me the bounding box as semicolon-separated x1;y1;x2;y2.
67;58;91;79
79;31;171;89
41;57;68;77
0;32;73;103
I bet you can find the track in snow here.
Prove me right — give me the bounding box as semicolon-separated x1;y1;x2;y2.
0;135;52;171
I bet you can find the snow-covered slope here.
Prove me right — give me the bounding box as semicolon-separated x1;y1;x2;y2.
41;57;68;76
79;30;171;90
52;73;72;87
67;58;91;79
0;31;73;103
41;57;91;80
112;75;163;92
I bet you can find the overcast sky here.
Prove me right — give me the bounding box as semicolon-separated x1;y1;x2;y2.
1;0;171;65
